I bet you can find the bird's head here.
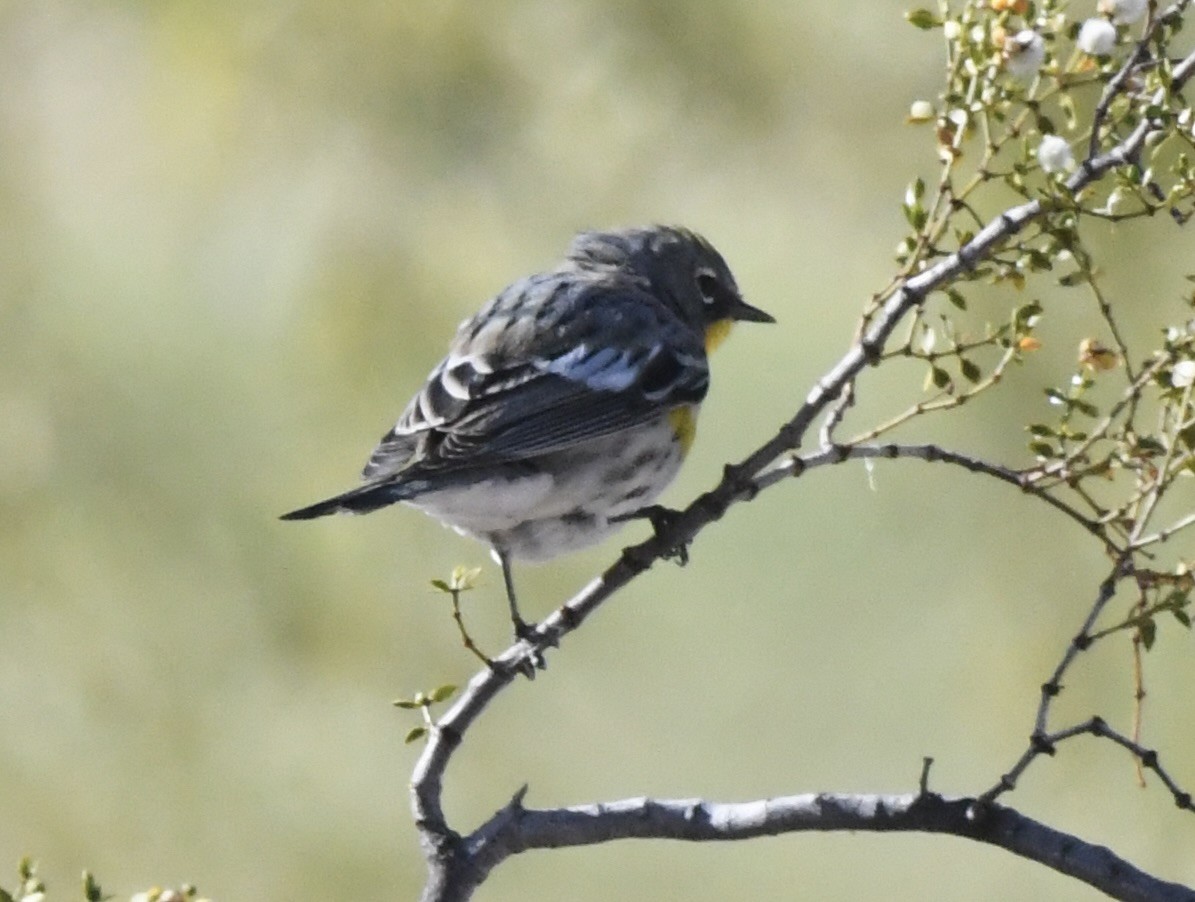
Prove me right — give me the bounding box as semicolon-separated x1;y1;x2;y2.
568;225;774;353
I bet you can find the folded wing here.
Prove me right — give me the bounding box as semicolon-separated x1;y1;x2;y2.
363;275;709;481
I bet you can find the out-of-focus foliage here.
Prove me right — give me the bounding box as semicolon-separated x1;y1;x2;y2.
1;1;1192;899
0;858;206;902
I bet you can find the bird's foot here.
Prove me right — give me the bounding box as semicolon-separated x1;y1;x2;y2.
612;504;690;566
510;617;548;675
512;617;537;643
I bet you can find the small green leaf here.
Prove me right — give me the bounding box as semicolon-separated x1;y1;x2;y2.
82;871;104;902
930;366;952;389
1028;441;1056;457
946;288;967;310
405;726;428;744
904;206;928;229
450;565;482;590
1138;617;1157;650
1014;301;1043;329
959;358;982;383
1172;608;1191;628
1027;423;1056;437
1136;436;1166;455
906;8;942;29
430;684;458;703
1163;588;1190;607
1023;248;1054;272
393;699;419;709
430;579;452;593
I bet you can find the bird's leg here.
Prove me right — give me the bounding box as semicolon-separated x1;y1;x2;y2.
611;505;689;566
497;550;535;641
495;549;547;674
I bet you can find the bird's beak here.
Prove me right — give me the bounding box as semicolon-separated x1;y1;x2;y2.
728;297;776;324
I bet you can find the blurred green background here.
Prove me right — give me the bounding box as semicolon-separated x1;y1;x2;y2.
2;1;1193;899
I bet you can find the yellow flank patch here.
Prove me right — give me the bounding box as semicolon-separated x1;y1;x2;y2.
668;405;698;456
704;317;735;353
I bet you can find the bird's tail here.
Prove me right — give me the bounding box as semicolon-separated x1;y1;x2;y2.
279;480;411;521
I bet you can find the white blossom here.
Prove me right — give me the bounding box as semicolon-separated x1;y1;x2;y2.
919;326;936;355
1037;135;1075;173
1093;186;1132;215
908;100;935;122
1004;30;1046;78
1077;18;1118;55
1171;360;1195;388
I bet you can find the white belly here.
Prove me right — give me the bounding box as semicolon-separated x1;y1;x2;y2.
407;416;685;561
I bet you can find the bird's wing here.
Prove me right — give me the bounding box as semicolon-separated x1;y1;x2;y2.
362;274;708;480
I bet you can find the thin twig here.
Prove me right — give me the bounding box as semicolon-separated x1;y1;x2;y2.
756;441;1107;546
982;558;1131;802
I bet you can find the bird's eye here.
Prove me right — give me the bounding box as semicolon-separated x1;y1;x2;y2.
696;271;720;306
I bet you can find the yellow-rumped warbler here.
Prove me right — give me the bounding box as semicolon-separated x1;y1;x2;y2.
282;226;773;638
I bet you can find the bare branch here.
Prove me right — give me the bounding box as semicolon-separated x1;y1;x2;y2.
443;792;1195;902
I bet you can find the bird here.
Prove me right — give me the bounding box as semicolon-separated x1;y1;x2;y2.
281;225;774;642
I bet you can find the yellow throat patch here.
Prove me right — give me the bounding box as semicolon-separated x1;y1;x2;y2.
668;406;698;456
664;320;735;457
704;318;735;354
664;320;736;457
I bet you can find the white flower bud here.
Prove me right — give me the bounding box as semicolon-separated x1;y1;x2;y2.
1172;360;1195;388
1077;18;1118;55
1103;186;1131;214
919;327;936;355
1037;135;1075;174
908;100;935;122
1004;30;1046;78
